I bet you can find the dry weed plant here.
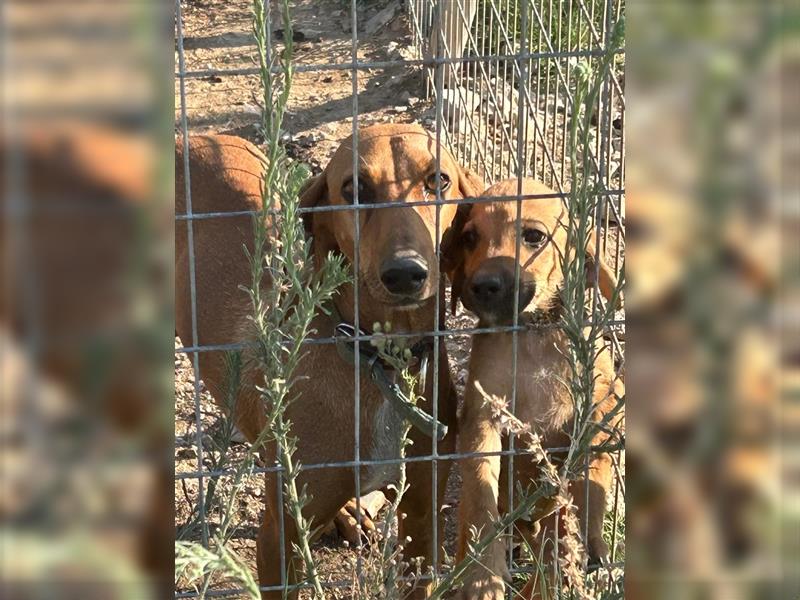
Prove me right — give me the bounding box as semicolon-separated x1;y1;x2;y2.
177;0;348;597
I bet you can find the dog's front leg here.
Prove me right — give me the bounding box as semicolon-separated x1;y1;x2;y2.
257;444;353;599
571;451;612;565
455;383;508;600
399;369;457;598
572;376;624;565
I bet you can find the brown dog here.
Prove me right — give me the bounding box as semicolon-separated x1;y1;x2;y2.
441;179;623;599
175;124;483;597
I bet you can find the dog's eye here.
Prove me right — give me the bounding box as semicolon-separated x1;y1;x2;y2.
522;228;547;247
462;228;478;248
341;178;366;203
424;172;451;194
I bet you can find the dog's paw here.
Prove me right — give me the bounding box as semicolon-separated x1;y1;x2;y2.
333;500;377;546
457;574;507;600
457;554;510;600
587;534;610;567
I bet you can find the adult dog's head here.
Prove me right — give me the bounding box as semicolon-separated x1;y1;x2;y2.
442;178;619;326
301;124;483;314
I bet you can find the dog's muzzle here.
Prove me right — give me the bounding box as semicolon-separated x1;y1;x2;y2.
379;252;429;298
464;257;535;322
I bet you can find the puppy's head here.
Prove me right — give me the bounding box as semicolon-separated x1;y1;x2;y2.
300;124;482;309
442;179;619;325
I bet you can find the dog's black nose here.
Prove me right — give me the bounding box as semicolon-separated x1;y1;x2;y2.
470;272;506;304
380;254;429;296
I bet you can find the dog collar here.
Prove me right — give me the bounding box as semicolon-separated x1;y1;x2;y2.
328;304;447;441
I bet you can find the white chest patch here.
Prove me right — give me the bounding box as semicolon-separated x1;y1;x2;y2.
361;398;405;492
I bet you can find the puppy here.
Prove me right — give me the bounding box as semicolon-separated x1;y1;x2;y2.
175;125;483;598
442;178;624;599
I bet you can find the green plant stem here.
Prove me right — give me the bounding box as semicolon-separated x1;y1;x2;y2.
247;1;348;597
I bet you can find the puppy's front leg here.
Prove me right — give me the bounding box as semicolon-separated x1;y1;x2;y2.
571;451;612;565
573;376;624;564
456;382;508;600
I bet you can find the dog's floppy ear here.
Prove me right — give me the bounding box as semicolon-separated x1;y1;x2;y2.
585;234;622;308
298;170;328;238
441;201;473;314
457;165;484;198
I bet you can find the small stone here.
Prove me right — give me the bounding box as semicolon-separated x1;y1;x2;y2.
364;2;399;35
272;28;306;43
245;485;262;497
177;448;197;461
393;105;408;113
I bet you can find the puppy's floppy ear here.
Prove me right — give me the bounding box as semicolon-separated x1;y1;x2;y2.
441;201;473;314
298;170;328;238
585;234;622;309
457;164;484;198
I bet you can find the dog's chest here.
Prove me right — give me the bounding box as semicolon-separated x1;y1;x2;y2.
515;341;573;431
361;396;405;491
472;331;573;433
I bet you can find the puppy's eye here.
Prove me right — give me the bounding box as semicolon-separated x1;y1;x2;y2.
522;228;547;247
462;228;478;249
341;178;366;202
424;172;452;194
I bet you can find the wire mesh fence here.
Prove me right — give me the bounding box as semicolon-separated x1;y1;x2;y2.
408;0;625;192
174;0;625;597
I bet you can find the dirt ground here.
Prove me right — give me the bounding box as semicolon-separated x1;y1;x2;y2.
175;0;623;596
177;0;440;174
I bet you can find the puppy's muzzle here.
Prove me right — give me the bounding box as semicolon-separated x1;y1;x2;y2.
464;256;535;321
380;252;429;297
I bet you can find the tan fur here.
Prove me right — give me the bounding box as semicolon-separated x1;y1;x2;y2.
175;125;483;598
442;179;624;600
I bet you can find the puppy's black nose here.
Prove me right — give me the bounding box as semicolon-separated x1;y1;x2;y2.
380;254;429;296
470;272;506;304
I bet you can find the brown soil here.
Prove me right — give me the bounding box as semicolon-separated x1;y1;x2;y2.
177;0;438;174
